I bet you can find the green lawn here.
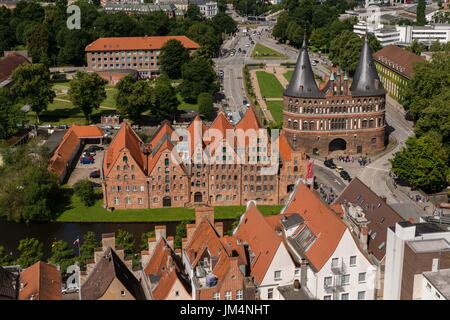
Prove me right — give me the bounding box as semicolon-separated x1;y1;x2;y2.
283;70;294;82
256;71;284;98
266;101;284;126
57;194;283;222
252;43;286;59
177;92;199;111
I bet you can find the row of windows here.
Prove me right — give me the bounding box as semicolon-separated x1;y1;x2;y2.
287;104;383;114
324;272;366;287
92;63;158;69
286;118;383;131
323;291;366;300
111;185;145;193
287;97;383;106
91;50;160;56
213;290;243;300
92;56;157;61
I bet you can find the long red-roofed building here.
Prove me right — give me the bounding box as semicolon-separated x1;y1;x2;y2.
102;107;305;209
85;36;199;79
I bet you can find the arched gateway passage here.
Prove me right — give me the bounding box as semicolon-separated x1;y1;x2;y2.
329;138;347;152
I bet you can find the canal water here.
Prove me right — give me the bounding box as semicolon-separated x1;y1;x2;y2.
0;219;233;259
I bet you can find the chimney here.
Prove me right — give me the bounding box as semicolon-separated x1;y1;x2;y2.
166;236;174;249
214;222;224;237
175;248;182;257
195;206;214;226
360;225;369;251
147;237;157;258
186;224;196;242
329;71;335;96
293;279;301;291
155;225;167;241
343;71;349;96
101;233;116;251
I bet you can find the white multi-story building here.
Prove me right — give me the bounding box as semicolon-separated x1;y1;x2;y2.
414;269;450;300
383;221;450;300
354;20;450;46
278;183;378;300
189;0;218;18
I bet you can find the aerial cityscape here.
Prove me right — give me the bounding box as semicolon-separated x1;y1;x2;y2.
0;0;449;305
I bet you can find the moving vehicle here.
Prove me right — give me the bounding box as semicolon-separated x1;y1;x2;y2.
335;166;344;173
324;159;336;169
340;170;352;181
62;287;79;295
89;169;101;178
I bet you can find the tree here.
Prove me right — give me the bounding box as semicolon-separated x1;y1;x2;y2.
160;39;190;80
16;238;44;268
212;12;237;35
49;240;76;274
174;221;189;249
116;229;135;257
0;88;23;140
272;12;290;42
179;57;219;103
187;22;221;58
0;245;13;266
309;28;329;52
11;63;55;123
329;30;362;74
416;0;426;26
407;39;425;56
137;11;170;36
116;77;152;122
402;53;450;119
79;231;99;268
390;133;449;194
152;75;179;121
198;92;214;120
25;22;51;66
187;4;203;21
140;230;155;250
69;72;107;123
73;179;97;207
56;29;93;66
0;143;59;223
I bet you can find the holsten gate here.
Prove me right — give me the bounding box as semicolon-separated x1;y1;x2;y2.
102;107;306;210
282;36;387;155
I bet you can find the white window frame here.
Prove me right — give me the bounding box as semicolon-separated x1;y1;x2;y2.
274;270;282;281
357;291;365;300
350;256;357;266
225;291;232;300
358;272;366;283
213;292;220;300
236;290;243;300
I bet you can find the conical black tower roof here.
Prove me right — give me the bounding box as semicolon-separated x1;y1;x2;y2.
350;35;385;97
284;38;324;99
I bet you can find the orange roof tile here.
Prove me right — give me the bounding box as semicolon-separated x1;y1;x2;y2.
373;45;425;79
149;121;176;148
0;53;30;83
186;115;207;156
235;106;261;131
283;184;347;271
278;130;293;161
19;262;62;300
104;122;146;176
235;202;282;284
85;36;200;52
205;111;233;141
70;125;104;138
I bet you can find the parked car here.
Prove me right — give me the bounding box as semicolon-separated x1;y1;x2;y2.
89;169;101;178
324;159;336;169
340;170;351;181
102;125;113;130
80;157;94;164
87;145;104;152
83;150;95;157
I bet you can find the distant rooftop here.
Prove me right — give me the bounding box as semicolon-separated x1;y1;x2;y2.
277;283;313;300
408;239;450;253
423;268;450;299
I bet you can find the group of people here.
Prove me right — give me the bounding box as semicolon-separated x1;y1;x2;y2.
317;183;336;205
335;154;371;166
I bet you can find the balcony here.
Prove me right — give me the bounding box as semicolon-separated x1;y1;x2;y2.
331;261;346;275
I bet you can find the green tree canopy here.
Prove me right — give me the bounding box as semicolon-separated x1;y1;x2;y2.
116;229;135;258
198;92;214;120
160;39;190;80
212;12;237;35
69;72;107;123
179;57;219;103
0;245;13;266
49;240;76;274
0;88;23;140
11;63;55;123
73;179;97;207
390;133;449;193
140;230;155;250
16;238;44;268
174;221;189;249
79;231;99;268
116;77;152;122
152;75;179;121
416;0;426;26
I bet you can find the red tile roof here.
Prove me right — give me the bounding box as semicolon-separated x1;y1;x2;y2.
283;184;347;271
48;126;103;179
85;36;200;52
373;45;425;79
236;106;261;131
0;53;30;83
19;262;62;300
234;202;282;285
104;122;146;176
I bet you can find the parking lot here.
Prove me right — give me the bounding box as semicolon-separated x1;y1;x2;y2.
67;144;105;186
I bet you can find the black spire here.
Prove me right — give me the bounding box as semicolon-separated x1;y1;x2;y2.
350;35;385;97
284;36;324;99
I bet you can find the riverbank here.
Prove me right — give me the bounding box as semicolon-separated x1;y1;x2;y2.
57;194;283;222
